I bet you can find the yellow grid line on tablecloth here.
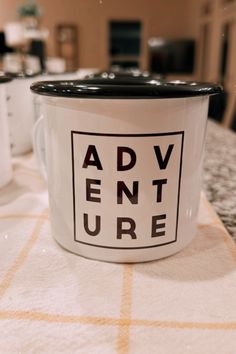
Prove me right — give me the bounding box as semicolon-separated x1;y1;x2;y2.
12;159;45;181
116;264;134;354
13;165;41;174
0;211;47;299
14;152;32;161
0;213;49;221
1;310;236;330
14;169;44;181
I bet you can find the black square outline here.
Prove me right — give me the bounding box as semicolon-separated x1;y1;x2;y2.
71;131;184;250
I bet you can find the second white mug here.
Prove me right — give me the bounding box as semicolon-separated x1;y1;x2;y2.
6;73;37;155
0;75;12;189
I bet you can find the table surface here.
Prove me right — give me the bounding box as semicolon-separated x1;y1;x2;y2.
0;117;236;354
203;119;236;242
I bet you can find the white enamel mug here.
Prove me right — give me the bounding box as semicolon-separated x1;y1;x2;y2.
0;76;12;189
6;73;38;155
31;78;222;263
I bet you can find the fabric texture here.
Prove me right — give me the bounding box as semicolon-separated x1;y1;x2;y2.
0;153;236;354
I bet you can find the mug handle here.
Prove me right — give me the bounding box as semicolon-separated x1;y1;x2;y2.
32;116;47;180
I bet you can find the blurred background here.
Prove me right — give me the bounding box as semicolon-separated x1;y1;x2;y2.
0;0;234;129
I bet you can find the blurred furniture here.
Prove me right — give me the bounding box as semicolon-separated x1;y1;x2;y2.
148;38;195;77
3;22;28;73
45;57;66;74
0;32;13;56
3;53;41;74
3;21;48;74
231;110;236;131
208;91;228;122
197;0;236;129
2;53;21;73
29;39;46;71
109;20;142;70
4;22;26;48
56;24;78;71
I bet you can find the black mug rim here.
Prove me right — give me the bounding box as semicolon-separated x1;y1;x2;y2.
0;75;12;84
30;77;223;99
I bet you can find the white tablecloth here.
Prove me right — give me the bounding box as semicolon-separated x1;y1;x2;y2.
0;153;236;354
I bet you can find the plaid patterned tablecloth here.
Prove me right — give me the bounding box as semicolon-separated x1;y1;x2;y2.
0;153;236;354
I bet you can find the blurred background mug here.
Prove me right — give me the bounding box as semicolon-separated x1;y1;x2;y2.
0;75;12;189
31;78;222;263
6;72;38;155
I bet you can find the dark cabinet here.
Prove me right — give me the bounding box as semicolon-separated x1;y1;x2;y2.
109;20;142;69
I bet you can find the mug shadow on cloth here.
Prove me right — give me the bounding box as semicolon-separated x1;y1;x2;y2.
134;224;236;282
57;223;236;286
40;220;236;319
